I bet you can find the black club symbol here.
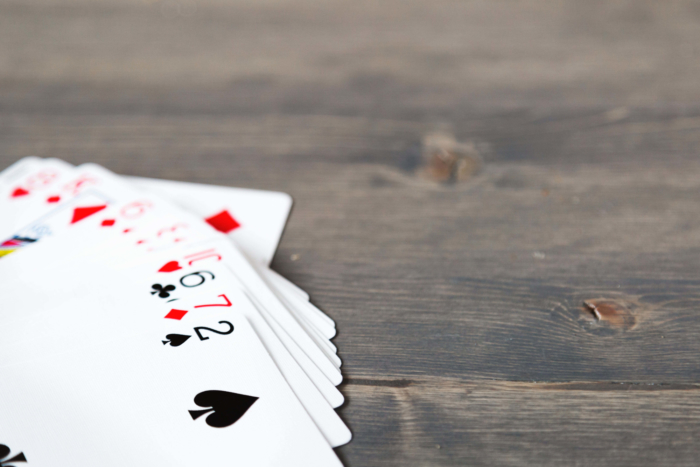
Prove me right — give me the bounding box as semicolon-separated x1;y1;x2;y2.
0;444;27;466
151;283;176;298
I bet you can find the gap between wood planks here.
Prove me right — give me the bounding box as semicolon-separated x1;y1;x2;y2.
343;378;700;391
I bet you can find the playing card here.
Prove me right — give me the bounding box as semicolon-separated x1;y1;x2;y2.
129;177;292;267
0;311;343;466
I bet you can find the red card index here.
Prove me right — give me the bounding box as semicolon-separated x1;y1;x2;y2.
204;210;240;234
70;205;108;224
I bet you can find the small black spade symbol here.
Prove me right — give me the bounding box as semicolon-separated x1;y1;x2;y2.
189;390;258;428
163;334;191;347
0;444;27;466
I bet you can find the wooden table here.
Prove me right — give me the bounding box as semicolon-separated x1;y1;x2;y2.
3;1;700;465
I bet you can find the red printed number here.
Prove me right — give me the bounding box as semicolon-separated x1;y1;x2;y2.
194;294;232;309
62;175;98;195
185;248;222;266
25;170;58;190
120;200;153;219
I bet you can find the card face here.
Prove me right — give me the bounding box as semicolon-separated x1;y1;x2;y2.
0;312;343;467
129;177;293;266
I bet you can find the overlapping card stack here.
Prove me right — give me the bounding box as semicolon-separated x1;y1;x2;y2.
0;157;350;466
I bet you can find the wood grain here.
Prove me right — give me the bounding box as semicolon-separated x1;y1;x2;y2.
3;0;700;465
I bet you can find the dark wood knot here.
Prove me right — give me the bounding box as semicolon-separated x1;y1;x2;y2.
417;132;483;184
582;298;637;330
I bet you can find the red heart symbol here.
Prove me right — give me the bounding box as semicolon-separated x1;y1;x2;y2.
47;195;61;203
11;187;29;198
159;261;182;273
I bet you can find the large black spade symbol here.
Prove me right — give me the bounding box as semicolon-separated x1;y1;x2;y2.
163;334;191;347
189;390;258;428
0;444;27;466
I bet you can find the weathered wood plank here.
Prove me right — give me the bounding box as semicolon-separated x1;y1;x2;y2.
339;379;700;467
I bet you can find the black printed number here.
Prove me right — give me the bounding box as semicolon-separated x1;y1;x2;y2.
194;321;234;341
180;270;215;288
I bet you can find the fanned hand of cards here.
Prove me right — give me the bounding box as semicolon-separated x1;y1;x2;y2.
0;158;350;467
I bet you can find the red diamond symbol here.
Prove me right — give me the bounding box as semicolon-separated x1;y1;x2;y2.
165;308;188;320
205;210;241;234
101;219;115;227
47;195;61;203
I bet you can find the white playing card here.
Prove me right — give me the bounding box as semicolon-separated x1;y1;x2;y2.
0;311;343;466
128;176;292;267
